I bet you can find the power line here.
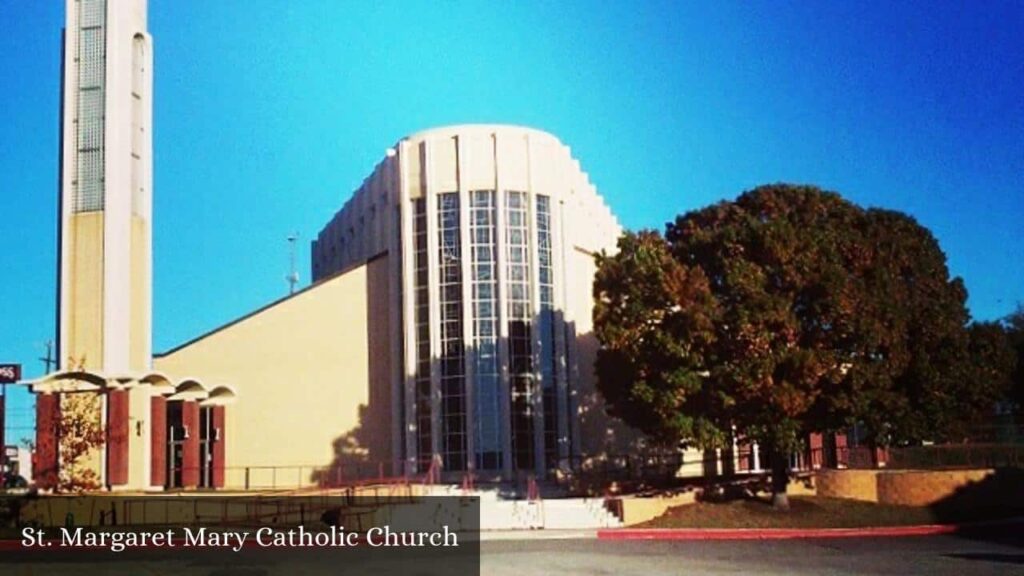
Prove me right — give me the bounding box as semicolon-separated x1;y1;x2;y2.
39;340;56;374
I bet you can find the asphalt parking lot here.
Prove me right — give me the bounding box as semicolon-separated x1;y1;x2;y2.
480;533;1024;576
0;531;1020;575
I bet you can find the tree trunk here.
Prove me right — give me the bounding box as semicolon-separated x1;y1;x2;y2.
770;451;790;510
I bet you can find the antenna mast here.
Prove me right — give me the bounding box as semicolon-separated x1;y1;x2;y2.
286;233;300;295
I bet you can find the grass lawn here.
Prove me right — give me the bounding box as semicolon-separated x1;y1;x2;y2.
638;496;1021;529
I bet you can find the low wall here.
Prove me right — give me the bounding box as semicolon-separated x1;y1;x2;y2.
619;492;698;526
816;468;1023;508
816;470;880;502
618;478;815;526
12;485;420;529
782;476;818;497
877;469;1004;507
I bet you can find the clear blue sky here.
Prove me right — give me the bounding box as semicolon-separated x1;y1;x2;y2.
2;1;1022;438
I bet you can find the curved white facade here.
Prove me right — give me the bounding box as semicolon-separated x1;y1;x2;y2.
313;125;621;477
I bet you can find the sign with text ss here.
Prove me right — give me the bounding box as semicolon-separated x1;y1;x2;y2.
0;363;21;383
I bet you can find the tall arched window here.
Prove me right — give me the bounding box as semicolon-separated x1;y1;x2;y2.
131;33;148;216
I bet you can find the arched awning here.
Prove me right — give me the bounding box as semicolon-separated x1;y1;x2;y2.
28;370;238;404
138;372;176;395
167;378;210;401
201;384;237;406
107;374;138;389
28;370;108;393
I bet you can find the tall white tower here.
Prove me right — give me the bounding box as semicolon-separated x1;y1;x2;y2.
58;0;152;374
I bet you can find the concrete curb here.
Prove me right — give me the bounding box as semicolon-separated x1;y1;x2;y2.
597;516;1024;541
478;529;598;541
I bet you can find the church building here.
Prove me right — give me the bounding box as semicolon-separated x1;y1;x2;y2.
30;1;634;491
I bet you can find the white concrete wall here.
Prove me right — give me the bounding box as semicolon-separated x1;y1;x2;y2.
312;125;632;475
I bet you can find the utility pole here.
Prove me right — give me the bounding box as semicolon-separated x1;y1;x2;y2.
286;233;300;295
40;340;56;375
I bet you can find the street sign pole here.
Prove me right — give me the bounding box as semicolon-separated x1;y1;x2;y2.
0;363;23;475
0;382;5;474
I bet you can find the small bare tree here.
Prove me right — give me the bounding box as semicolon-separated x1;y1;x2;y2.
55;357;105;493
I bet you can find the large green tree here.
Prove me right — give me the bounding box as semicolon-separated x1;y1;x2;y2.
964;321;1017;427
593;231;721;446
594;184;993;509
1003;305;1024;416
851;209;972;444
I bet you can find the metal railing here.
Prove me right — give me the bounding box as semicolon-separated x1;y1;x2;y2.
2;492;419;530
165;460;410;492
144;439;1024;494
806;443;1024;471
885;443;1024;470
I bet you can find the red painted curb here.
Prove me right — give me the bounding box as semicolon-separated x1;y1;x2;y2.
0;536;372;552
597;520;1024;541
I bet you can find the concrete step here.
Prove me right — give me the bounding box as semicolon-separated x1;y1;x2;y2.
416;484;623;530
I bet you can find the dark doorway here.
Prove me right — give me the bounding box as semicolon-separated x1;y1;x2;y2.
199;406;214;488
166;403;216;489
167;402;184;489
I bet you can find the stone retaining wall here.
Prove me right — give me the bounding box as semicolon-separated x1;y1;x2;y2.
816;468;1023;508
815;469;880;502
875;469;994;506
619;492;699;526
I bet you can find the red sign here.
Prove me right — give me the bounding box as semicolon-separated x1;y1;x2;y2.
0;363;20;383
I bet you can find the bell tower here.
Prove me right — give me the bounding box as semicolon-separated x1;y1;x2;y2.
58;0;152;374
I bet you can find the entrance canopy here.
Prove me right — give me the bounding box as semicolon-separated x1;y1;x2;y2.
28;370;234;404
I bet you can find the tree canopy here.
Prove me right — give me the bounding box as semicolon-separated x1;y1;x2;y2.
1003;305;1024;414
594;184;1011;505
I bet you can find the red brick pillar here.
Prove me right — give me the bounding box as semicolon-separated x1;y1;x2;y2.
736;442;750;472
0;394;5;471
835;433;849;468
809;433;824;469
212;406;225;488
35;393;60;490
106;390;129;486
871;444;889;468
150;396;167;488
181;400;200;488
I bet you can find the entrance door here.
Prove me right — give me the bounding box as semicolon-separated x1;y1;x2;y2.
199;407;213;488
167;402;184;489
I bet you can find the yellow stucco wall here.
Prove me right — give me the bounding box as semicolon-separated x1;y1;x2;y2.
67;212;105;370
59;213;108;484
126;385;152;488
155;262;387;488
362;256;393;466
